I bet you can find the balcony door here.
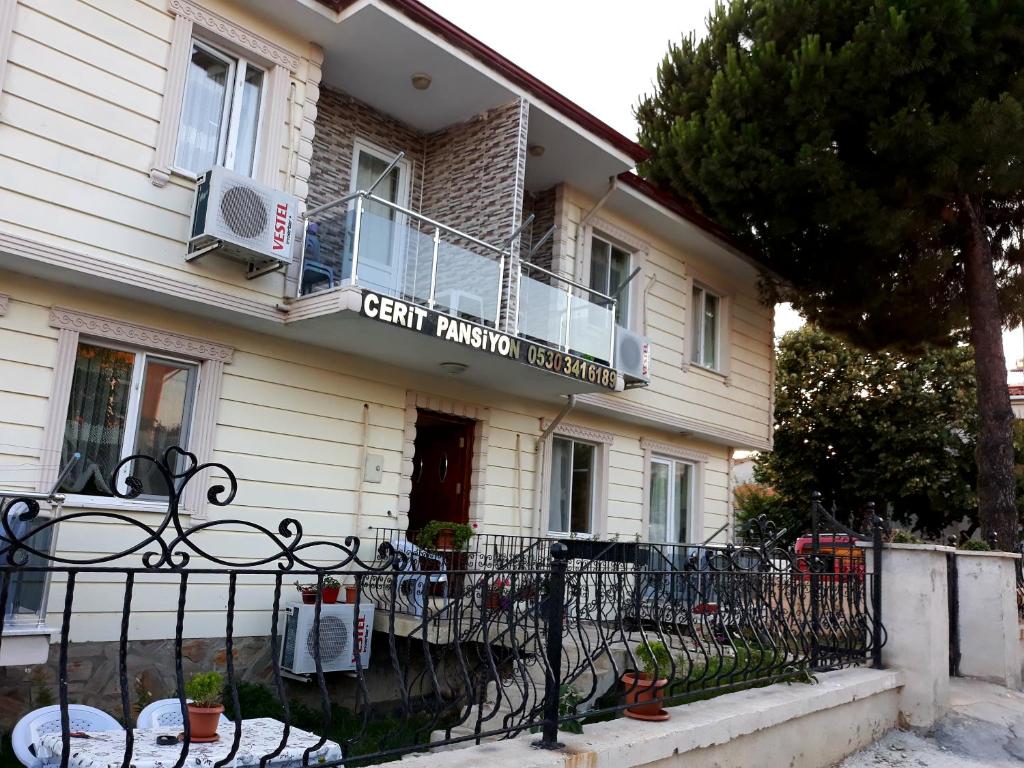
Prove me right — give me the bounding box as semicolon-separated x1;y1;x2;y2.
350;140;410;296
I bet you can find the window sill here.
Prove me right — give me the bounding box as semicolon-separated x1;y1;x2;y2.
0;625;53;666
688;362;730;382
150;165;200;188
63;496;182;515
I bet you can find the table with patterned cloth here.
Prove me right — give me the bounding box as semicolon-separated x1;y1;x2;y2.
37;717;343;768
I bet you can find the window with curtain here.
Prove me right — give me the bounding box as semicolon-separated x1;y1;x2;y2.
175;39;265;176
691;285;721;370
589;236;631;327
648;457;693;544
549;437;596;535
60;342;199;498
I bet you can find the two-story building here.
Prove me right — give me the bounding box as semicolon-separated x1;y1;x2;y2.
0;0;773;668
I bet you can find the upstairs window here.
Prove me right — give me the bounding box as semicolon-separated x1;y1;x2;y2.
60;342;199;499
589;236;631;327
691;285;721;370
176;39;265;176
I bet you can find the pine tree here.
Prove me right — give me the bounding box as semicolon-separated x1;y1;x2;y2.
637;0;1024;547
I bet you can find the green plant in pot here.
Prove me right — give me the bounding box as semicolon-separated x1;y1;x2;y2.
621;641;672;721
416;520;475;551
184;671;224;741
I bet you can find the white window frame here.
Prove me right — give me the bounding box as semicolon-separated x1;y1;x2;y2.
641;438;708;543
690;283;723;372
174;38;267;177
647;456;697;544
588;234;633;329
151;0;298;187
61;340;200;506
542;422;613;538
350;138;412;205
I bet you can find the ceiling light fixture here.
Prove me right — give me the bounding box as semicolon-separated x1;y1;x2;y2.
528;144;546;157
439;362;468;376
411;73;433;91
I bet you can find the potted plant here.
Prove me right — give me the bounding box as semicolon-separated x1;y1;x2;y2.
621;641;672;721
417;520;475;551
342;579;359;604
294;578;340;604
295;582;318;604
184;671;224;741
485;578;512;611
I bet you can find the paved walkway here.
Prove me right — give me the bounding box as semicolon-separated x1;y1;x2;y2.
837;679;1024;767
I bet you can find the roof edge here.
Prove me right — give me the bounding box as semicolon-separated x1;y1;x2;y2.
316;0;650;162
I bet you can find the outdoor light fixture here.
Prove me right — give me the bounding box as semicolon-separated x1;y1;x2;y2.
528;144;545;157
439;362;468;376
411;73;433;90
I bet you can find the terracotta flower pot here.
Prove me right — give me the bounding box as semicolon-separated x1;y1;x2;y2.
621;672;670;721
186;704;224;741
321;586;340;604
344;586;358;604
300;592;316;605
435;528;455;550
486;590;502;611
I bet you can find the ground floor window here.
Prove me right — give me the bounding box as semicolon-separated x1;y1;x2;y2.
549;436;596;535
60;341;199;498
648;457;693;543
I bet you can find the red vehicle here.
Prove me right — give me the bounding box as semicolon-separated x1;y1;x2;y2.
794;534;865;581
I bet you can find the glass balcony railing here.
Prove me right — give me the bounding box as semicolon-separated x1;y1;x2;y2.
517;262;616;363
297;183;617;367
298;193;505;328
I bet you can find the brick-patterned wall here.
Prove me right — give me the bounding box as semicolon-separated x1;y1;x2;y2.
522;186;557;272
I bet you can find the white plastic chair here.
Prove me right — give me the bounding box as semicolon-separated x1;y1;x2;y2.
136;698;230;730
12;704;121;768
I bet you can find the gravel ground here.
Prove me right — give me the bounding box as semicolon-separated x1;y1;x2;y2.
837;679;1024;768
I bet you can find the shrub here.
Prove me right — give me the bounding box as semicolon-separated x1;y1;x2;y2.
958;539;992;551
635;641;672;680
416;520;475;550
184;671;223;708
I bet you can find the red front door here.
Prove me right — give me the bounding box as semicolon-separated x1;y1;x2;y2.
408;410;474;532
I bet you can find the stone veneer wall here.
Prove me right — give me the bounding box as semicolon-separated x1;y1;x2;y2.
522;187;557;272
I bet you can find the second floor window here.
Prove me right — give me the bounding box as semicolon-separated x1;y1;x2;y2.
589;237;630;327
60;342;199;499
549;437;595;535
176;39;265;176
691;285;721;370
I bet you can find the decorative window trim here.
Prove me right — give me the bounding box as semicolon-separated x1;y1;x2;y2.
0;0;15;116
0;292;8;317
151;0;300;187
641;442;706;543
399;392;492;529
40;308;233;521
48;308;234;363
686;272;732;383
540;421;612;538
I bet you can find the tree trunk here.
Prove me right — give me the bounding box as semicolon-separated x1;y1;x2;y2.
962;196;1018;550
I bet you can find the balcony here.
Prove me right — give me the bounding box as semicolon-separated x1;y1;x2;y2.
291;177;622;396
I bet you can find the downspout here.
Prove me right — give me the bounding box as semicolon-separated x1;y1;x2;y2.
572;176;618;278
515;433;524;534
354;403;370;535
532;395;577;537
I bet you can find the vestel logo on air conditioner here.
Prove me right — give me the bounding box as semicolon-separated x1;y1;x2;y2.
273;203;291;252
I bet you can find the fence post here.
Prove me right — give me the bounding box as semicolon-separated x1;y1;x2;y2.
535;542;568;750
870;510;884;669
809;492;821;670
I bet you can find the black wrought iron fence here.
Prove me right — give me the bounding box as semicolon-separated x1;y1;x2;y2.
0;448;885;766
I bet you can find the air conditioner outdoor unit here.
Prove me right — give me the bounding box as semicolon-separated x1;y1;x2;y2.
280;603;374;675
614;325;651;385
188;166;299;275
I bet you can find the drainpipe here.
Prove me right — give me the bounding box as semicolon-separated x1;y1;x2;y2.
572;176;618;278
354;403;370;535
532;395;577;537
515;433;524;535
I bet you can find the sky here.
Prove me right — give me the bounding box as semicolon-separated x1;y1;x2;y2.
422;0;1023;370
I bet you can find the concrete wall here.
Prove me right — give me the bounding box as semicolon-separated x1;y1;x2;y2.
955;550;1022;689
376;668;902;768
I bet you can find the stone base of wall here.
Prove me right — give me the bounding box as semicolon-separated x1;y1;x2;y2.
378;668;903;768
0;634;429;730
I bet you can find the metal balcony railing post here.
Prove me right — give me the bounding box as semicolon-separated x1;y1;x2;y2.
349;196;364;286
513;268;522;336
495;253;505;327
563;284;573;352
428;227;440;309
608;298;617;366
536;541;568;749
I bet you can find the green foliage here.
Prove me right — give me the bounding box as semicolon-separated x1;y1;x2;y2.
635;641;672;679
416;521;475;551
889;530;924;545
636;0;1024;545
958;539;992;551
752;326;978;537
321;576;341;589
733;482;805;539
224;682;443;763
185;671;223;708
